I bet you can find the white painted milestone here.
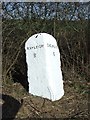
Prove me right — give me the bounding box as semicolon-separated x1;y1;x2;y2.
25;33;64;101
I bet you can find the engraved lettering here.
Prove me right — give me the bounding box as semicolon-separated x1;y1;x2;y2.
27;44;44;50
47;43;57;48
53;52;55;56
33;53;36;58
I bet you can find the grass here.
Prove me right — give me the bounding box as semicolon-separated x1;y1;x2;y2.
2;68;89;119
2;19;89;119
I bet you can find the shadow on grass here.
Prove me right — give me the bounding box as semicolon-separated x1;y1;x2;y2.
1;94;23;120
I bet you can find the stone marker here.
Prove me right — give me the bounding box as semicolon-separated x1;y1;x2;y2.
25;33;64;101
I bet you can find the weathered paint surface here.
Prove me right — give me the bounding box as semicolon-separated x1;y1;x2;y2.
25;33;64;101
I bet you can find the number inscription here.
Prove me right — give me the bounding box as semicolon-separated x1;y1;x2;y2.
33;52;56;58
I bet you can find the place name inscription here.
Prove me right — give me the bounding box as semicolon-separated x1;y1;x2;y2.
27;43;57;50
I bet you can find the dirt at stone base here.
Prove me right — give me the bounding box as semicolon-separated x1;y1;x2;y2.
1;81;89;119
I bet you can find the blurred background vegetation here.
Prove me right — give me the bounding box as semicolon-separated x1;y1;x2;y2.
2;2;90;93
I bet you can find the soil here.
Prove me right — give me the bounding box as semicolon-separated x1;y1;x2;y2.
1;80;89;119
